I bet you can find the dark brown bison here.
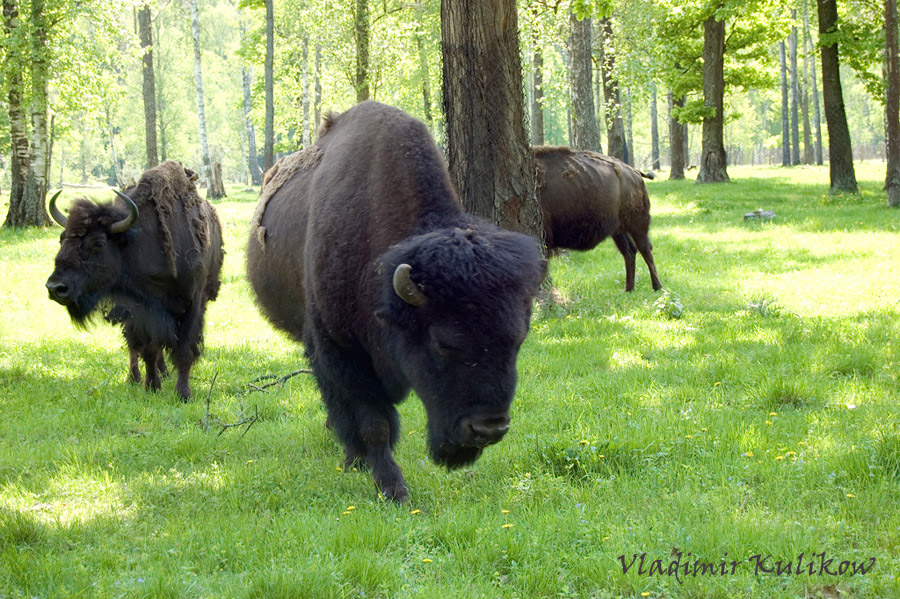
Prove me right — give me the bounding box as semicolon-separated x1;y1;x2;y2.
534;145;662;291
45;161;224;400
247;101;547;502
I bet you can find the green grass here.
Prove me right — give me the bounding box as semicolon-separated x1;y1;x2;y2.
1;163;899;598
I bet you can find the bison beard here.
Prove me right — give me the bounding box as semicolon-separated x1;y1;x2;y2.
45;161;223;400
247;101;546;502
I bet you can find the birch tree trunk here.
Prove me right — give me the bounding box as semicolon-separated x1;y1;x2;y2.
801;2;814;165
2;0;30;227
780;41;791;166
189;0;219;198
650;86;660;171
790;15;801;165
19;0;51;226
240;15;262;185
264;0;274;171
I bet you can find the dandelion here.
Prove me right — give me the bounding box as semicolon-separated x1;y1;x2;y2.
603;536;610;540
423;558;432;563
502;523;513;529
765;420;772;425
769;412;777;416
410;509;421;515
501;509;510;514
775;456;784;460
701;427;708;432
342;511;351;516
346;505;356;511
336;466;343;472
599;454;605;459
846;493;856;498
744;451;754;457
641;593;651;597
685;435;693;439
580;440;590;445
786;451;796;456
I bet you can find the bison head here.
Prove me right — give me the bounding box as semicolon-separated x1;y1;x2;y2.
45;190;139;325
376;225;547;469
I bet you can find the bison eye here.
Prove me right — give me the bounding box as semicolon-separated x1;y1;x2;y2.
87;237;107;254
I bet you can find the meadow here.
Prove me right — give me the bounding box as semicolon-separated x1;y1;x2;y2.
1;163;899;598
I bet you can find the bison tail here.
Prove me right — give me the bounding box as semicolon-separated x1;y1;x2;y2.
640;170;656;180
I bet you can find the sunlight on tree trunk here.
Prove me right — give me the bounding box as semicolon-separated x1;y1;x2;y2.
697;14;729;184
139;3;158;169
570;12;601;152
264;0;274;172
886;0;900;207
817;0;858;193
441;0;542;240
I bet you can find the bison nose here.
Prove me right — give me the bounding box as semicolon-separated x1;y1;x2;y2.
46;281;70;302
461;413;510;447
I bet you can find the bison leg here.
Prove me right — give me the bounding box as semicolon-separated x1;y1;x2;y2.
632;233;663;291
128;346;142;384
142;347;163;392
309;337;408;502
613;232;637;292
171;300;206;401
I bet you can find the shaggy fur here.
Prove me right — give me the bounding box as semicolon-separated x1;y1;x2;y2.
247;101;546;502
46;161;224;399
533;145;662;292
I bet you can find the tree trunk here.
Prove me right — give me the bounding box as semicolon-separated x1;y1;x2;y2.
697;14;729;183
189;0;218;197
301;36;311;148
569;12;601;151
3;0;30;227
780;41;791;166
155;15;168;162
668;92;686;180
531;32;544;146
624;88;634;166
240;16;262;186
355;0;370;102
598;17;625;159
138;3;158;168
243;67;262;185
801;1;814;165
264;0;274;171
807;1;824;165
210;162;227;198
416;29;434;131
314;44;322;132
19;0;51;227
441;0;542;239
790;15;801;165
817;0;858;192
886;0;900;206
650;86;660;171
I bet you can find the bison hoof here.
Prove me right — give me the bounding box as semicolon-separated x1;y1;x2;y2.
380;481;409;503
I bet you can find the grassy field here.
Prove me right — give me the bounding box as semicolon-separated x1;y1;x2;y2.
1;163;899;598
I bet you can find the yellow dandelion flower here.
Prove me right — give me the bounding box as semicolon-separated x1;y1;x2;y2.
580;440;590;445
599;454;605;459
246;459;254;464
641;593;651;597
342;511;351;516
846;493;856;498
336;466;343;472
423;558;432;563
701;427;708;432
798;441;806;446
346;505;356;511
603;536;610;540
765;420;773;425
685;435;693;439
786;451;796;456
775;455;784;460
410;509;421;515
502;509;510;514
769;412;777;416
745;451;754;457
502;523;513;529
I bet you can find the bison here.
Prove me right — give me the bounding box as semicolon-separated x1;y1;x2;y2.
247;101;547;502
534;146;662;291
45;161;224;400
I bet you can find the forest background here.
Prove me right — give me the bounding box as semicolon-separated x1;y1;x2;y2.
0;0;895;228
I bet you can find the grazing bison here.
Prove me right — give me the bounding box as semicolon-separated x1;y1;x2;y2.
45;161;224;400
247;101;547;502
534;146;662;291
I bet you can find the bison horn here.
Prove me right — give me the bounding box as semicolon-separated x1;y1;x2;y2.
110;190;139;234
392;264;427;307
48;190;67;227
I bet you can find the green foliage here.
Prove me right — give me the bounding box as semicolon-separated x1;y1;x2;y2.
3;166;900;596
653;289;684;319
